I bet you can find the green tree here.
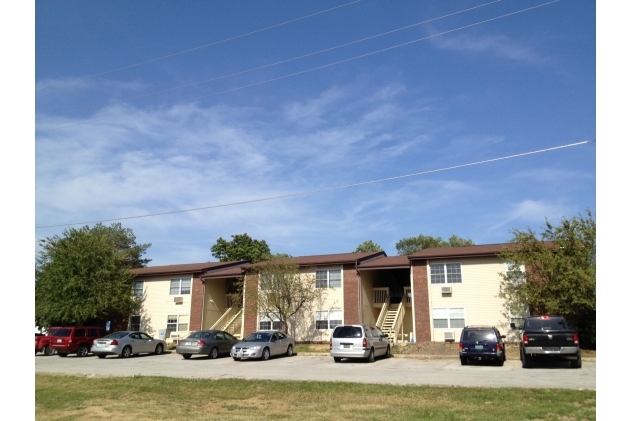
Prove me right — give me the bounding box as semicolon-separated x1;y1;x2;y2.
354;240;383;253
35;223;151;328
211;233;271;263
245;255;325;334
395;234;474;255
498;210;596;345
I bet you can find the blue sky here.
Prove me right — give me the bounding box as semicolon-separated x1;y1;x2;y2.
34;0;596;265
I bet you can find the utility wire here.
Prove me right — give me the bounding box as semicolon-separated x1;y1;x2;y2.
36;0;362;92
37;0;560;134
35;139;594;229
36;0;502;121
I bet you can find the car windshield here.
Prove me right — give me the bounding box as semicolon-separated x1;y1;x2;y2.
54;329;72;337
333;326;363;338
463;329;496;342
188;331;212;339
524;317;567;330
244;333;271;342
102;332;130;339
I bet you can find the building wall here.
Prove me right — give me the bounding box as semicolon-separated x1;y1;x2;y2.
202;278;228;330
411;260;431;342
189;275;204;332
360;270;377;325
342;263;359;324
242;273;259;338
427;256;508;342
135;274;193;337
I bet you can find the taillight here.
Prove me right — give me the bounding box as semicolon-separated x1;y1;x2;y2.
362;338;367;348
573;333;579;345
458;342;463;351
496;343;502;352
329;338;332;350
110;339;118;345
523;334;529;345
197;340;206;346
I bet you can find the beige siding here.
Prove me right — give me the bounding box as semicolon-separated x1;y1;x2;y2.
266;266;344;342
203;279;228;329
427;257;509;342
135;274;193;337
360;271;377;325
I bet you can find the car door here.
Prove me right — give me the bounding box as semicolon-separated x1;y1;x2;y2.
128;333;144;353
270;333;282;355
138;332;154;353
371;326;388;356
214;331;228;355
224;332;239;353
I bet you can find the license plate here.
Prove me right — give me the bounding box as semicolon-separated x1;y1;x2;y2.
475;345;483;350
342;345;352;349
57;339;62;343
185;342;191;346
238;352;244;357
97;343;105;347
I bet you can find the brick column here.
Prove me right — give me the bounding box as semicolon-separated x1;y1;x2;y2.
343;264;360;324
243;273;259;335
189;275;204;331
411;260;431;342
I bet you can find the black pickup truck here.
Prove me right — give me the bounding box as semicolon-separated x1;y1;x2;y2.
512;315;581;369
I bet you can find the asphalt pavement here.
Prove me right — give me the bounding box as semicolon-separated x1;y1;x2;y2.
35;351;595;390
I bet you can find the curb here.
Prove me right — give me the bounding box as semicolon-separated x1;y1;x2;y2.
296;352;595;362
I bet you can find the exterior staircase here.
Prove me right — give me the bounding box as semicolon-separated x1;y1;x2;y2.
379;301;405;343
210;306;243;339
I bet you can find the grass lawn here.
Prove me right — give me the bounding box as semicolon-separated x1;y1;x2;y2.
36;374;595;421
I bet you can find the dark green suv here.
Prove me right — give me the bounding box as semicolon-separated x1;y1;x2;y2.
458;326;506;366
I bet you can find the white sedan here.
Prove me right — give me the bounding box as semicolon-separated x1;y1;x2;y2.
91;331;165;358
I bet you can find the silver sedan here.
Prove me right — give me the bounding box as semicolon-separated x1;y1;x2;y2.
90;331;166;358
230;331;295;361
176;330;240;359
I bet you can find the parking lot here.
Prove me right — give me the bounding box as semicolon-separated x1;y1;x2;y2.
35;352;595;390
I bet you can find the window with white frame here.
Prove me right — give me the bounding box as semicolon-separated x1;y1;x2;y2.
504;262;525;282
259;273;274;291
315;269;342;289
315;309;342;330
259;313;281;330
170;278;191;295
132;280;144;298
166;315;189;332
129;315;141;331
432;308;465;328
430;263;462;284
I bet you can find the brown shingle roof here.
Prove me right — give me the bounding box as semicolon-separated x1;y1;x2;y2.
201;264;249;280
249;251;386;269
130;261;245;277
358;256;410;270
407;244;510;260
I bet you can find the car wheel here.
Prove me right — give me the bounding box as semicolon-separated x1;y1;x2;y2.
571;354;582;369
58;352;68;358
77;345;89;357
261;347;270;361
121;346;132;358
286;345;293;357
497;358;504;367
154;344;164;355
333;357;342;363
521;349;532;369
44;346;55;356
367;348;375;363
182;354;191;360
209;347;219;359
385;345;391;359
233;357;241;361
460;357;467;366
96;354;106;359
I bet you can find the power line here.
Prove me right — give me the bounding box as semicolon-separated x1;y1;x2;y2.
35;139;594;229
36;0;502;121
35;0;363;92
37;0;560;134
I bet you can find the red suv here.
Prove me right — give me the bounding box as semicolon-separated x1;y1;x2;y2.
35;327;62;356
50;326;107;357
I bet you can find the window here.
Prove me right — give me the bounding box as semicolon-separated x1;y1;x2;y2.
133;280;144;298
170;278;191;295
432;307;465;329
315;269;342;289
130;315;141;331
430;263;462;284
504;262;525;282
259;274;275;291
166;315;188;332
315;309;342;330
259;313;281;330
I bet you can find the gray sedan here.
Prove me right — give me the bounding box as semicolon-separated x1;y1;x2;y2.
91;331;165;358
230;331;295;361
176;330;240;359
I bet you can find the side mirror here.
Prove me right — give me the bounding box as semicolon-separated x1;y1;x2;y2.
383;334;389;338
501;335;506;339
149;337;153;340
510;323;516;329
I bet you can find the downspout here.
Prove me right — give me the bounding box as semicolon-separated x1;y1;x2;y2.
427;259;434;342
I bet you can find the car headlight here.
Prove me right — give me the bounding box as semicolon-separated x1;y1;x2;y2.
250;346;261;350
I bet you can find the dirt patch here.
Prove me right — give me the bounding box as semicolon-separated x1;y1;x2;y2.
393;342;460;356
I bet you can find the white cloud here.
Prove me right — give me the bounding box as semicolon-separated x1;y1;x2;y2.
432;33;546;65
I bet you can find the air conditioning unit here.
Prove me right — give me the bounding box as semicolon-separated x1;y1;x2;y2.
174;296;184;304
444;331;455;341
441;286;452;294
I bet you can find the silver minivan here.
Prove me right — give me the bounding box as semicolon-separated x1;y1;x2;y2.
329;324;391;363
